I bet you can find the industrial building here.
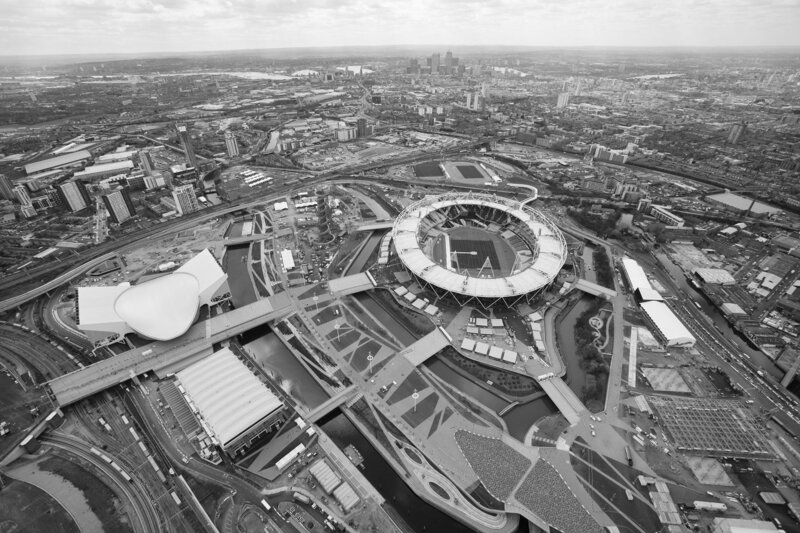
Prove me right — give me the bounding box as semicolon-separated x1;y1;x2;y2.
175;347;285;455
73;160;134;181
76;249;228;343
620;257;663;301
640;301;696;348
23;150;91;175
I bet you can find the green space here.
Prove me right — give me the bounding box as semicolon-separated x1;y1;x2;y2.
592;246;614;288
439;346;542;397
0;477;79;533
573;298;611;409
38;455;133;533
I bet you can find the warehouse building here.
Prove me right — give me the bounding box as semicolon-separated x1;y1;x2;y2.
24;150;92;175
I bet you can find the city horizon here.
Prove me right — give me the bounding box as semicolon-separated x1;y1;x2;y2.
2;0;800;57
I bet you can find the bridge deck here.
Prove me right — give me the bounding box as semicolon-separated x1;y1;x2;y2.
402;328;451;367
327;272;375;297
539;378;586;424
354;220;393;232
573;278;617;298
48;295;292;406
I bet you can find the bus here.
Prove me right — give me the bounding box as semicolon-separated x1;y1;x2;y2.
170;491;181;506
625;446;633;466
261;499;272;512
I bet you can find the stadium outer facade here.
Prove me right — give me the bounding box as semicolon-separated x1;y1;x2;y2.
392;192;567;309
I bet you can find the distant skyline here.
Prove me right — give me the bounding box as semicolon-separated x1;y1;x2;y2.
2;0;800;56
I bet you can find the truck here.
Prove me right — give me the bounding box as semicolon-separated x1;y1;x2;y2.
625;446;633;466
292;492;310;505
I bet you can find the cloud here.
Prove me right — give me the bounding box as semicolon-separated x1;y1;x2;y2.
0;0;798;55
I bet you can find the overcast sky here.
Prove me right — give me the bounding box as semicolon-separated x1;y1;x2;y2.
2;0;800;56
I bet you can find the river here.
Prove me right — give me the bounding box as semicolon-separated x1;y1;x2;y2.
320;412;480;533
242;331;329;411
555;295;594;399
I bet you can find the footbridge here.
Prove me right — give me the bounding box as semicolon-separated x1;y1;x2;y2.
47;293;293;406
306;385;360;423
353;220;394;232
573;278;617;298
402;327;452;367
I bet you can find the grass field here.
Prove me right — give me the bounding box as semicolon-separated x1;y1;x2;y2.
447;226;516;274
413;162;444;178
455;165;484;180
451;238;500;270
0;478;79;533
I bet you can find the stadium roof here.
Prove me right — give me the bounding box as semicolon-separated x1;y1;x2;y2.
24;150;92;175
77;249;227;342
392;193;567;299
176;347;283;448
710;518;778;533
640;301;696;347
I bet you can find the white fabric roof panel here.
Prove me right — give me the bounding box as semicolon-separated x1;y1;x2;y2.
502;350;518;363
622;258;652;293
176;249;227;304
392;195;566;299
460;338;476;351
488;346;504;359
474;342;490;355
176;348;283;448
77;284;130;335
640;301;696;347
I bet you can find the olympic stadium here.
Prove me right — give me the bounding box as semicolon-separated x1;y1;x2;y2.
392;192;567;308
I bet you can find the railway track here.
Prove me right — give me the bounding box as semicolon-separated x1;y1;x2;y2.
41;431;162;533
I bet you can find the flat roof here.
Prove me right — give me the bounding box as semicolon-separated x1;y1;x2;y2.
694;268;736;285
176;347;283;448
73;160;134;178
708;192;781;215
24;150;92;175
393;193;566;299
640;301;696;347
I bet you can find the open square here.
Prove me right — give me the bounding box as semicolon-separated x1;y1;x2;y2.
641;367;691;393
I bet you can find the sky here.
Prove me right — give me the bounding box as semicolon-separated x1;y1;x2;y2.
2;0;800;56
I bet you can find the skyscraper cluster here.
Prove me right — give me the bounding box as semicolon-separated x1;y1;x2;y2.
408;51;462;75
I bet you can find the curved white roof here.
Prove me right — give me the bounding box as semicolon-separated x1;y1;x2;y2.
392;193;567;299
114;272;200;341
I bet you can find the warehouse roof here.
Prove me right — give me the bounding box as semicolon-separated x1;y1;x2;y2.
24;150;92;175
621;257;652;293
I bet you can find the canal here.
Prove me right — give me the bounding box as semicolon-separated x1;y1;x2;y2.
345;231;384;277
320;411;480;533
223;244;258;308
653;251;782;377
